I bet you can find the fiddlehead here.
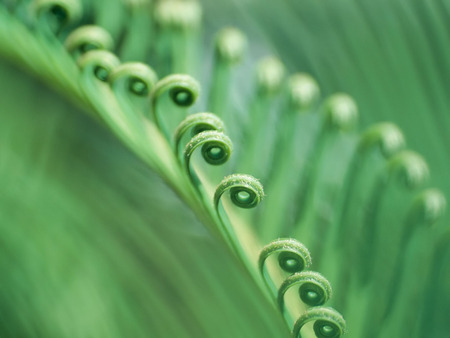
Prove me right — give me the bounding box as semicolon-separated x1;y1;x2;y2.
235;56;287;178
278;271;332;311
32;0;82;34
215;27;247;65
375;189;447;332
174;112;225;156
214;174;264;210
317;123;406;292
407;188;447;225
266;73;320;182
333;122;406;246
293;93;358;224
77;49;120;82
109;62;158;98
292;307;346;338
213;174;263;255
107;62;158;136
152;74;200;108
356;150;429;286
288;73;320;111
183;130;232;184
76;50;140;145
153;0;202;73
150;74;200;140
387;150;429;189
154;0;202;31
322;93;358;131
258;239;312;295
357;122;405;158
208;27;246;117
256;56;286;95
64;25;114;58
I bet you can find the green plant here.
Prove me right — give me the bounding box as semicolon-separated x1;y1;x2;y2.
1;0;449;337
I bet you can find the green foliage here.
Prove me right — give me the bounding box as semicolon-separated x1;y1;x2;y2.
1;0;449;337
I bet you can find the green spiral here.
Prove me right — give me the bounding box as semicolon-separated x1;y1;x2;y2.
258;239;312;296
214;174;264;211
150;74;200;138
278;271;332;311
174;112;225;156
259;239;312;275
211;174;265;276
292;307;346;338
77;49;120;82
33;0;82;33
76;49;140;147
65;25;114;57
183;130;232;183
109;62;158;97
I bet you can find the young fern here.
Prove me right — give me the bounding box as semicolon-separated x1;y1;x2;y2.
278;271;332;312
150;73;200;140
174;112;225;156
259;238;312;295
183;130;232;185
293;307;346;338
1;1;449;337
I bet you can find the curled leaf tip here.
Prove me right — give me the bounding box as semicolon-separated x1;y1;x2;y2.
388;150;429;189
154;0;202;30
278;271;332;309
77;50;121;82
65;25;114;56
214;174;264;210
109;62;158;97
293;307;346;338
215;27;247;64
257;56;285;94
184;130;232;168
150;74;200;138
288;73;320;110
359;122;405;157
259;238;312;275
33;0;83;29
323;93;358;130
152;74;200;107
174;112;225;154
411;188;446;224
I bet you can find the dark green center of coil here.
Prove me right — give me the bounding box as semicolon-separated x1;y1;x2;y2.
94;66;109;82
278;251;304;273
229;187;258;208
201;143;229;165
170;87;194;106
50;5;68;23
314;320;340;338
129;78;149;96
299;283;325;306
